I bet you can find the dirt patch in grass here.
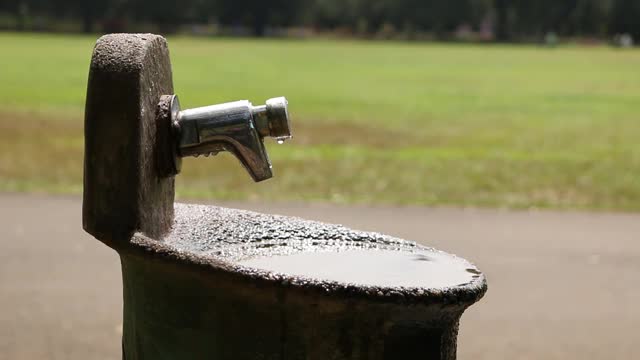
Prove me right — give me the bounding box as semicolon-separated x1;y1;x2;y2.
292;120;425;147
0;111;422;193
3;111;640;211
0;112;83;192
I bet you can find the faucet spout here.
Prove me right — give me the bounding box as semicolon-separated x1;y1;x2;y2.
166;96;291;182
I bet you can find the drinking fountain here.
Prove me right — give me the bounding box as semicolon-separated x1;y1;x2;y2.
83;34;487;360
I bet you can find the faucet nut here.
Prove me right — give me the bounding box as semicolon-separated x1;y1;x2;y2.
264;97;291;140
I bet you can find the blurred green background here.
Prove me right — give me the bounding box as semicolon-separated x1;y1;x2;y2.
1;32;639;210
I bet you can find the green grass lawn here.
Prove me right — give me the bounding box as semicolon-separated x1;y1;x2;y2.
1;32;640;210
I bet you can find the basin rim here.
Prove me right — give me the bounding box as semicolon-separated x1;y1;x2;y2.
122;203;487;306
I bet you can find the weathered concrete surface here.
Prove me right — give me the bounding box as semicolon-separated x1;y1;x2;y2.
1;193;639;359
134;203;486;304
83;33;483;359
83;34;175;246
120;204;485;359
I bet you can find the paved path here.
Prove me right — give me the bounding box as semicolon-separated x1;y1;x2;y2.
1;193;639;359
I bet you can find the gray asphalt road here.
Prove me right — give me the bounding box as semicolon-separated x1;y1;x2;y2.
1;193;639;359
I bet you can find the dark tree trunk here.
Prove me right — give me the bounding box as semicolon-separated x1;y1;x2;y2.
610;0;640;39
495;0;509;42
252;16;267;36
81;2;94;33
16;1;26;31
82;13;93;33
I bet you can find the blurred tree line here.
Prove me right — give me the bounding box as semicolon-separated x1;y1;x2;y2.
0;0;638;41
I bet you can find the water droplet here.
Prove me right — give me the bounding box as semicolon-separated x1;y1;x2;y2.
277;139;284;145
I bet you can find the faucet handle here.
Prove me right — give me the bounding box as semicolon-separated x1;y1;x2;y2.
158;95;292;182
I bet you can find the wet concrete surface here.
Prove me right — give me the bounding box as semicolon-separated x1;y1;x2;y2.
136;203;485;304
1;193;639;359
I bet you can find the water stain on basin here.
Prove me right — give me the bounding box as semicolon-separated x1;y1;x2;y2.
239;249;478;288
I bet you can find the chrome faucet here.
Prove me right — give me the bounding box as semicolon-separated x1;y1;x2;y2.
159;95;291;182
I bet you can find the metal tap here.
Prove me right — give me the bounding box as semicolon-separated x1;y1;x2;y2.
159;96;291;182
